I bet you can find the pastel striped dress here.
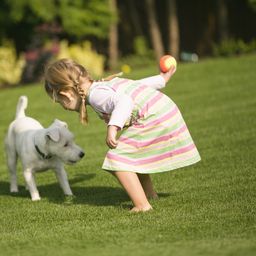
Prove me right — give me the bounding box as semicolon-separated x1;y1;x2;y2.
90;78;201;173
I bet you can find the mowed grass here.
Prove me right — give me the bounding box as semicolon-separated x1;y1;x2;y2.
0;54;255;256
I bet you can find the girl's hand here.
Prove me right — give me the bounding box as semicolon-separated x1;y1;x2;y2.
160;66;176;83
106;125;119;149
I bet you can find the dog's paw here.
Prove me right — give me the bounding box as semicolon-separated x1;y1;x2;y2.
31;193;41;201
31;197;41;201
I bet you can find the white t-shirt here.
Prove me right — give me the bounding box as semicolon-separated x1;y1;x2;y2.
88;75;166;129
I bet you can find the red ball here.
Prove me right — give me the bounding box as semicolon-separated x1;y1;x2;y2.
159;55;177;73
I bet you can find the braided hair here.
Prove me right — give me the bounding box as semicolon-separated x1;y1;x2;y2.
44;59;92;124
44;58;122;125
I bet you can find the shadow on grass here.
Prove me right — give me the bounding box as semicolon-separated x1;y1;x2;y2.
0;173;130;206
0;173;172;207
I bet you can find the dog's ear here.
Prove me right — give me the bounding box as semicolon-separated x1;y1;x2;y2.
54;119;68;128
46;128;60;142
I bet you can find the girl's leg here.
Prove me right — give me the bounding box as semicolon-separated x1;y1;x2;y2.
112;171;152;212
137;174;158;199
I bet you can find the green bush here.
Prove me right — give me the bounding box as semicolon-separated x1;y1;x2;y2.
118;36;154;72
56;40;105;78
133;36;149;56
213;38;256;57
113;36;155;74
0;43;25;87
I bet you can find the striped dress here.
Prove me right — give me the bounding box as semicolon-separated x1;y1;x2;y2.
91;78;201;174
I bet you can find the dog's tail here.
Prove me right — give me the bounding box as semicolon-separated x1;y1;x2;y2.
15;96;28;119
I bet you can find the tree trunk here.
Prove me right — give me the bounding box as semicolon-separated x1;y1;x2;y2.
167;0;180;60
197;12;216;56
217;0;229;42
145;0;164;60
127;1;143;36
108;0;118;70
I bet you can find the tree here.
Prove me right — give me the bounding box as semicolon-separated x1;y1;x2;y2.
108;0;118;70
145;0;164;60
167;0;180;60
4;0;113;40
217;0;229;42
248;0;256;11
127;1;143;36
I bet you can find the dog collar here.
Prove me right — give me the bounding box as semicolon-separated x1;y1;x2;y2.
35;145;52;159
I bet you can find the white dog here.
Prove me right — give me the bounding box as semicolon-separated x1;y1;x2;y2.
4;95;85;201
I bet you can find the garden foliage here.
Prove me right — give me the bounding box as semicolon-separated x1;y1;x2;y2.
0;42;25;87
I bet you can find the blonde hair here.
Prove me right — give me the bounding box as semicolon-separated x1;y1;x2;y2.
44;58;92;125
44;58;123;125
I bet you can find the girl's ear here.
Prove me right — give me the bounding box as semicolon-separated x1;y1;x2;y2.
59;91;73;101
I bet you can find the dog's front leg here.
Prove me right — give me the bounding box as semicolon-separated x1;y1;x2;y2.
23;169;41;201
54;167;73;196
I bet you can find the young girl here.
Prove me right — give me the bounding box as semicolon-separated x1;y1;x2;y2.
44;58;201;212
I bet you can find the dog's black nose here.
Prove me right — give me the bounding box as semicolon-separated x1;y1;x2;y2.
79;151;85;158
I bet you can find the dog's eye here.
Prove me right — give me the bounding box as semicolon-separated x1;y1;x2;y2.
64;142;69;147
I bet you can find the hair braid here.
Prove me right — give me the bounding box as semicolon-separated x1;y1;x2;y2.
76;85;88;125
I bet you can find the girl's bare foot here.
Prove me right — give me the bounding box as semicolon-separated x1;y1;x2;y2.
113;171;152;212
130;205;153;213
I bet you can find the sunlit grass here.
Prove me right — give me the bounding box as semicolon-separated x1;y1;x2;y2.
0;54;255;256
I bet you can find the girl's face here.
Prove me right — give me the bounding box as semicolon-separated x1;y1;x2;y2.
57;90;82;112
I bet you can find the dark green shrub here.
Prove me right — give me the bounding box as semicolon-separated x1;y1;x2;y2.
213;38;256;57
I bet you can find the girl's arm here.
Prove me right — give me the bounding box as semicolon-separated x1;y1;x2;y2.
106;94;134;148
89;87;134;148
138;75;165;89
137;67;176;90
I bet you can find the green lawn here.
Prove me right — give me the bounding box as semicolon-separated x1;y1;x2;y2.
0;54;255;256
